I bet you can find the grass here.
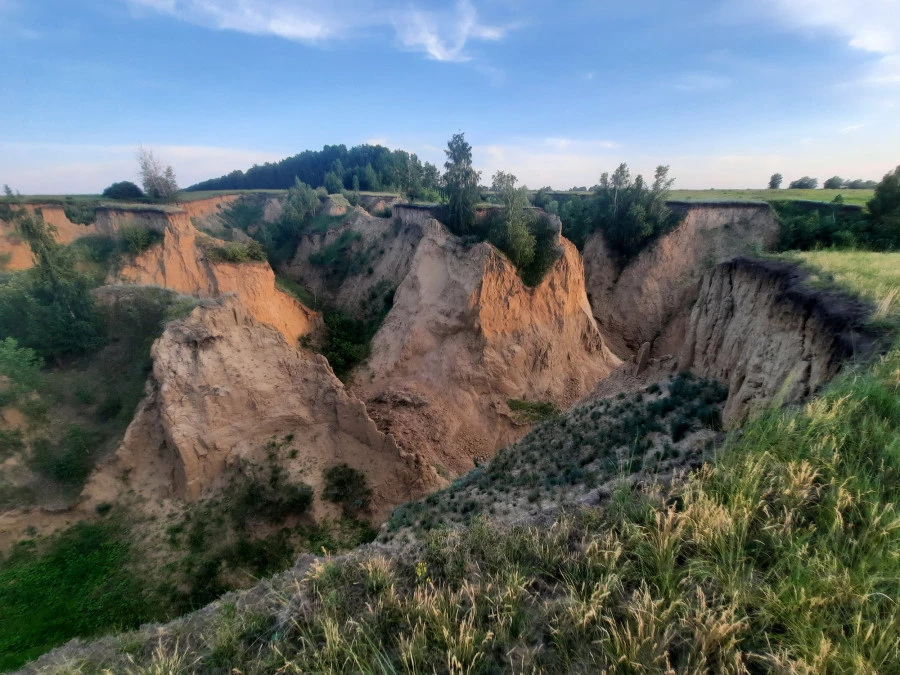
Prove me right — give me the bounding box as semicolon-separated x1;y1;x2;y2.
776;250;900;331
667;188;874;206
0;519;161;671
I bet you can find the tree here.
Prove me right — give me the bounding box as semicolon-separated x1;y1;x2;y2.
0;189;104;361
442;133;481;234
865;165;900;247
823;176;843;189
137;146;179;201
323;171;343;194
101;181;144;200
490;171;535;269
789;176;818;189
768;173;783;189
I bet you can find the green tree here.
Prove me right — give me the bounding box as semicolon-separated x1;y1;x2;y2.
490;171;535;269
324;171;343;194
101;181;144;200
789;176;818;189
137;146;178;201
769;173;783;189
0;190;104;361
865;165;900;248
823;176;844;189
443;133;481;234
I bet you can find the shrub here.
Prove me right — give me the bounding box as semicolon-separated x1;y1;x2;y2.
61;201;98;225
323;463;373;514
206;240;267;263
119;226;163;255
101;181;144;200
28;425;102;487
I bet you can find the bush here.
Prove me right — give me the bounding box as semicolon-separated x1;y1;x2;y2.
61;201;98;225
206;240;267;263
119;226;163;255
323;463;372;514
28;425;101;487
101;181;144;200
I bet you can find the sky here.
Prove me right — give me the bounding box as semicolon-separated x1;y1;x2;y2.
1;0;898;193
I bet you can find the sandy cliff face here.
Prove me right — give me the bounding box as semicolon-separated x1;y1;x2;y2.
679;257;874;424
0;205;98;270
285;207;423;315
116;212;318;344
354;220;621;475
85;297;434;517
583;203;779;357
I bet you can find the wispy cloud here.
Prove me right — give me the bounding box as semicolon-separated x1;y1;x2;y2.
673;72;731;91
753;0;900;87
125;0;511;62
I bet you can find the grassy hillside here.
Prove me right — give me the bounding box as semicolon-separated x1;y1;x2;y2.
18;251;899;674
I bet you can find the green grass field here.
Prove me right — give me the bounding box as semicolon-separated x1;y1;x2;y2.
668;188;874;206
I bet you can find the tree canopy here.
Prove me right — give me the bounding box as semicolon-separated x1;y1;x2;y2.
442;133;481;234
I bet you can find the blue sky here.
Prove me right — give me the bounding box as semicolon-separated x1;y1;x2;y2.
1;0;898;193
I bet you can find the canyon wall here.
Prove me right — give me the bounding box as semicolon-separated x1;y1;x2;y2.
679;257;874;424
583;203;780;357
1;205;98;270
85;297;436;518
116;211;319;344
355;219;621;474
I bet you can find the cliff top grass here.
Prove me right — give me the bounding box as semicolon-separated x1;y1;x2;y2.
777;250;900;332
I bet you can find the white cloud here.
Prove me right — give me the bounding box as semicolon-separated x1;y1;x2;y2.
673;72;731;91
754;0;900;87
0;143;282;194
126;0;509;62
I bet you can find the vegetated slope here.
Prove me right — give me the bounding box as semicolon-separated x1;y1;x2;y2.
355;216;620;478
386;371;728;538
680;257;877;424
23;317;899;673
113;209;319;344
82;296;438;518
0;205;98;271
583;202;779;357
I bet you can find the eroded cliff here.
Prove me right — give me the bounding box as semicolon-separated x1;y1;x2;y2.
115;211;319;344
355;219;621;475
679;257;874;424
84;296;437;518
583;202;779;357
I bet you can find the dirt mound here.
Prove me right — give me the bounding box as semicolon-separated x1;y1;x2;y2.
354;220;621;477
115;211;319;344
679;256;876;424
583;203;779;357
83;296;438;518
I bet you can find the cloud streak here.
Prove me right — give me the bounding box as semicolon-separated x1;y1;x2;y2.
125;0;510;62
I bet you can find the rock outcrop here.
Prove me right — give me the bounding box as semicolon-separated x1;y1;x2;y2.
583;202;779;357
85;297;436;518
116;212;318;344
679;257;875;424
355;220;621;475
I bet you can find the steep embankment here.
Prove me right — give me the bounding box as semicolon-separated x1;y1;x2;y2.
583;202;779;357
355;218;621;475
115;211;318;344
0;205;97;270
679;256;875;424
83;296;437;519
284;206;422;315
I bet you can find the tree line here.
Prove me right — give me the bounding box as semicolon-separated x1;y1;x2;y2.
768;173;878;190
187;143;441;201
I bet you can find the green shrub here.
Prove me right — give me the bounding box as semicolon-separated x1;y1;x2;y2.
29;425;101;487
206;240;267;263
507;398;560;423
220;195;265;232
0;428;24;459
101;181;144;200
323;463;373;514
119;226;163;255
61;201;98;225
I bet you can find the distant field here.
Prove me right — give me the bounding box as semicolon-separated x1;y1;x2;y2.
668;188;874;206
